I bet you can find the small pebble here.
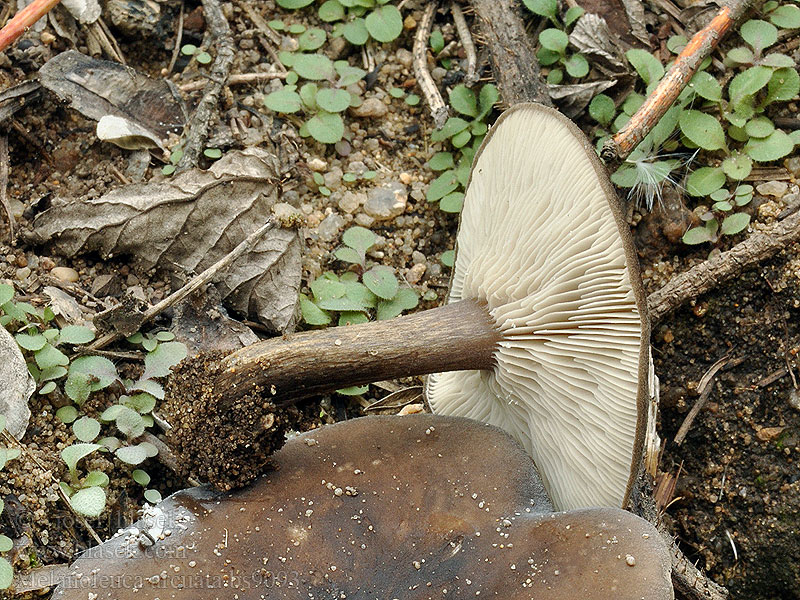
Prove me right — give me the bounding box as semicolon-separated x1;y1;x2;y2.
406;263;426;284
785;156;800;178
351;98;388;119
395;48;413;68
354;214;375;227
625;555;636;567
324;167;343;191
364;182;407;221
338;191;364;214
789;388;800;412
317;213;345;242
15;267;31;280
756;180;788;198
307;157;327;172
51;266;79;283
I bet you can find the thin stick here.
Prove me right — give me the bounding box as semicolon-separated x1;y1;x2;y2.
0;0;61;52
674;355;745;445
647;209;800;323
176;0;235;171
0;135;14;243
413;1;449;128
602;0;757;162
166;0;185;76
451;1;478;85
179;71;287;93
87;219;276;351
470;0;553;106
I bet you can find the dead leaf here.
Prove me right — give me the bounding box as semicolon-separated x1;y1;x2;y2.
170;285;259;355
42;286;88;326
756;426;785;442
30;148;302;333
61;0;101;24
365;386;424;412
39;50;185;150
575;0;645;47
548;80;617;117
620;0;649;46
569;14;627;75
0;322;35;440
0;81;42;125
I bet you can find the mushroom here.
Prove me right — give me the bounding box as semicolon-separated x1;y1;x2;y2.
165;103;650;511
51;415;673;600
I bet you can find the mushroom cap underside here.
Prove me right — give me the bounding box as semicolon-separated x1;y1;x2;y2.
52;415;672;600
427;104;650;511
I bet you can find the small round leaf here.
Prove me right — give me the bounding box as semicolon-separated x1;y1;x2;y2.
720;212;751;235
116;444;148;465
264;88;303;114
365;5;403;43
132;469;151;486
679;110;726;151
293;54;336;80
316;88;351;113
69;486;106;517
539;29;568;53
686;166;726;197
73;416;101;442
363;266;399;300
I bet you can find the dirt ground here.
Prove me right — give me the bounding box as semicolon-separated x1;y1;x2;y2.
654;253;800;599
1;0;799;599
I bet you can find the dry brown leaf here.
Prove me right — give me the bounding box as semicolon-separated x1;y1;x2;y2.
548;80;617;117
569;13;627;75
0;322;35;439
756;426;786;442
39;50;185;150
30;148;301;333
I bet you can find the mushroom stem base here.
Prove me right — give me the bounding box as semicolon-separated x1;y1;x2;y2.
217;298;501;405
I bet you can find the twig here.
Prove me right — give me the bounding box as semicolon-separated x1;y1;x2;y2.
756;366;788;388
451;1;478;85
602;0;757;162
674;355;745;445
648;209;800;323
87;219;276;351
89;19;125;64
166;0;185;76
179;71;286;93
176;0;235;171
108;164;130;185
0;0;61;52
9;119;53;165
239;1;282;47
470;0;553;106
413;1;449;128
0;135;14;243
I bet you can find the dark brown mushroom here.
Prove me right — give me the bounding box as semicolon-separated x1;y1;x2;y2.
52;415;672;600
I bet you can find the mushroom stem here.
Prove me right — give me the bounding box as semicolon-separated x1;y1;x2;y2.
217;298;501;404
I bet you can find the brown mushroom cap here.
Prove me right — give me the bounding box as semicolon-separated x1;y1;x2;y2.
52;415;672;600
427;104;651;511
